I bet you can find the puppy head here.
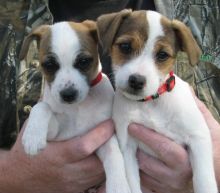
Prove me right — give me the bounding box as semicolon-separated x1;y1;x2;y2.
97;10;201;100
20;21;100;104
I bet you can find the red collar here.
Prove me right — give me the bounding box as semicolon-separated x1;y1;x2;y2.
90;72;103;87
139;71;175;102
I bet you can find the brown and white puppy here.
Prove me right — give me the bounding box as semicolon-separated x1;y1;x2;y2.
97;10;218;193
20;21;130;193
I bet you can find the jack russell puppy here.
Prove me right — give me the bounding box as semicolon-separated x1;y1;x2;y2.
20;21;130;193
97;10;218;193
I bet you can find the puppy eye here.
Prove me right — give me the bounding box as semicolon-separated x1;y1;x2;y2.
42;59;59;73
118;42;132;54
75;57;93;71
156;51;170;62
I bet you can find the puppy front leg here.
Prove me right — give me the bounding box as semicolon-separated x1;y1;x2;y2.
97;135;131;193
123;138;143;193
22;102;53;155
189;134;218;193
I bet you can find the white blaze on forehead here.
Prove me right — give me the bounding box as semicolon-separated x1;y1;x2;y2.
50;22;89;104
51;22;81;67
115;11;166;97
145;11;164;55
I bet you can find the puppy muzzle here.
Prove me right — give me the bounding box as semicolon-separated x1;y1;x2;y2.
60;87;78;103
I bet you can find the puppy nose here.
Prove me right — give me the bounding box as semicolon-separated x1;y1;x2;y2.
60;87;78;103
128;74;146;90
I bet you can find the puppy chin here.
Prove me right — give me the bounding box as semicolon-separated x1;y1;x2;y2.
118;86;146;100
119;84;159;101
121;90;145;100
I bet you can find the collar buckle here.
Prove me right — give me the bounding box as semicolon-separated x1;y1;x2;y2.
152;93;159;99
166;75;175;92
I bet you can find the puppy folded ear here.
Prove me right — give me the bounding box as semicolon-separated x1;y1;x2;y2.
97;9;132;54
172;20;202;66
82;20;98;42
19;25;50;60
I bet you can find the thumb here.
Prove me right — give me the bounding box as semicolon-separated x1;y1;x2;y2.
52;119;115;162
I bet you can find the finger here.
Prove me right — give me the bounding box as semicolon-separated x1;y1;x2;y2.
140;171;167;193
74;155;104;176
194;97;219;129
129;123;189;167
139;151;192;192
97;184;106;193
141;186;156;193
190;89;219;129
137;150;173;184
53;119;114;162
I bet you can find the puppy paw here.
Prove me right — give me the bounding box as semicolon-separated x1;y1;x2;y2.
22;123;47;156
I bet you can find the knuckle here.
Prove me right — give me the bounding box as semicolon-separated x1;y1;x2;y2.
78;141;93;156
175;148;189;164
177;160;192;178
169;170;192;190
170;179;186;190
157;141;173;156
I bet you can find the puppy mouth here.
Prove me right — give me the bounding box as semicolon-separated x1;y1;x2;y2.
120;88;146;100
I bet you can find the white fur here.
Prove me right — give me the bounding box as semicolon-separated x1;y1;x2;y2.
50;22;89;103
115;11;165;101
22;22;129;193
113;11;218;193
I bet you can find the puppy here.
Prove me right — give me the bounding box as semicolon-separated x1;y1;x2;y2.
97;10;218;193
20;21;130;193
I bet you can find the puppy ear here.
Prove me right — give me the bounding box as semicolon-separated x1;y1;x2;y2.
172;20;202;66
97;9;132;54
19;25;50;60
82;20;98;42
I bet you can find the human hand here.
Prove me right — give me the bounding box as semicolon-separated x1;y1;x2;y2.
128;124;192;193
193;96;220;187
128;94;220;193
0;119;114;193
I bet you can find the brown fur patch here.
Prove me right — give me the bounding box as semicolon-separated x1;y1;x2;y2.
154;16;178;74
110;10;148;66
38;29;57;83
171;19;201;65
97;9;132;54
19;25;57;83
158;15;201;75
68;21;99;82
19;25;50;60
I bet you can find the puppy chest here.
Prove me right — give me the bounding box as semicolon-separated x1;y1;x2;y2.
134;110;185;143
114;99;187;145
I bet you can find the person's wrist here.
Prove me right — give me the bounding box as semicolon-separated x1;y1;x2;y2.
0;149;26;193
0;150;12;192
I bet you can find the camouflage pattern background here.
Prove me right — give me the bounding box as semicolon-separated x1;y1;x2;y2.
0;0;220;155
0;0;219;192
0;0;219;147
155;0;220;122
0;0;52;148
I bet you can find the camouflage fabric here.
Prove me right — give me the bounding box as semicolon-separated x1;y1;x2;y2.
0;0;219;147
0;0;52;149
155;0;220;123
0;1;219;192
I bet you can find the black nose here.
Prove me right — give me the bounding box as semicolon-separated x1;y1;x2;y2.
60;87;78;103
128;74;146;90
